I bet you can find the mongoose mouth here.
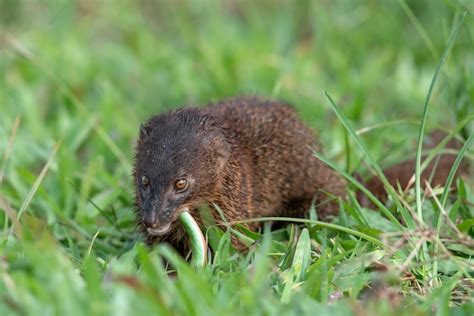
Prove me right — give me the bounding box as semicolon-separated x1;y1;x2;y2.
147;223;171;236
145;207;191;236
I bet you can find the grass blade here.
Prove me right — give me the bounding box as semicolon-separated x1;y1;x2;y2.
292;228;311;281
17;143;61;220
322;92;413;229
230;217;386;248
439;131;473;209
313;151;402;229
414;12;466;223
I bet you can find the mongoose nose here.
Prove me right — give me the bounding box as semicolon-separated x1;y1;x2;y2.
143;211;158;228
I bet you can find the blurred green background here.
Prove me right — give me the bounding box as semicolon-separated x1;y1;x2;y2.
0;1;473;315
1;0;472;233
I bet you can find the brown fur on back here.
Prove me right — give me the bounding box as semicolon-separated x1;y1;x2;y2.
204;97;346;220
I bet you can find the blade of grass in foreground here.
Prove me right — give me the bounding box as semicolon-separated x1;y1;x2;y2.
432;131;473;282
414;11;466;223
411;10;466;283
323;92;414;230
439;131;473;210
16;143;61;221
229;217;386;248
312;151;402;229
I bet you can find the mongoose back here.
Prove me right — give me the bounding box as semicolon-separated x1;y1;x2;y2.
133;97;468;250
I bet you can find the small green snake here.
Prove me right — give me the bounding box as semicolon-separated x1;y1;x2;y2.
179;210;207;268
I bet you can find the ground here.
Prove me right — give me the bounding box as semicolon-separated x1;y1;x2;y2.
0;1;473;315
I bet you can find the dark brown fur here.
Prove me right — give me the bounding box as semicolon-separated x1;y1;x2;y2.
133;97;469;252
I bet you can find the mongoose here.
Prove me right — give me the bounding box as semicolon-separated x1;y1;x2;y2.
133;97;468;251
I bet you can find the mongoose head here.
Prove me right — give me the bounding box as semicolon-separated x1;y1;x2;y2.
133;108;230;237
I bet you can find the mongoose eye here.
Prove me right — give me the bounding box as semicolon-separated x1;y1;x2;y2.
141;176;150;188
174;179;188;191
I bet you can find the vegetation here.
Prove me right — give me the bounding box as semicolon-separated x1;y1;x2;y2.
1;1;473;315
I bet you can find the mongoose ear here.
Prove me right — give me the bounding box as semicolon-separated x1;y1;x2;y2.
199;115;230;161
207;130;230;170
214;132;230;159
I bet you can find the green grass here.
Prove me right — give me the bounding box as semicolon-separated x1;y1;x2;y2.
1;1;473;315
